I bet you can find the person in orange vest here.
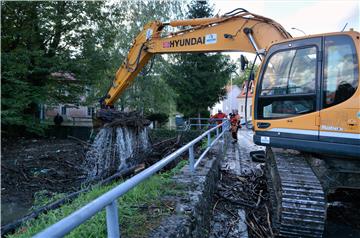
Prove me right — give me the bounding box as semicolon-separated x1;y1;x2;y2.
211;110;227;125
230;109;241;143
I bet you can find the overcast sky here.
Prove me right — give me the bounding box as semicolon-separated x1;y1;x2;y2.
213;0;359;36
211;0;359;61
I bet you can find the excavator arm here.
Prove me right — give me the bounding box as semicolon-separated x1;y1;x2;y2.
101;8;291;107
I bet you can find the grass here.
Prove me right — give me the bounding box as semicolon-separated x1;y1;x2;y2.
8;160;188;238
199;132;218;150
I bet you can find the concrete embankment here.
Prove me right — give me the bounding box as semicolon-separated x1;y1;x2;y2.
149;136;228;237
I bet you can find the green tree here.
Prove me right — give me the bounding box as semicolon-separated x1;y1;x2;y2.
163;0;236;118
1;1;117;134
1;0;188;135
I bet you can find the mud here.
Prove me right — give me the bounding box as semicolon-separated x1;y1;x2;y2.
1;138;87;225
209;133;269;238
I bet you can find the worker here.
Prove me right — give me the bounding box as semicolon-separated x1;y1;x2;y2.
54;113;63;126
211;110;227;125
230;109;241;143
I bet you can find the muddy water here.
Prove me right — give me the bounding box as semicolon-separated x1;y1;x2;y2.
1;201;31;225
84;127;150;180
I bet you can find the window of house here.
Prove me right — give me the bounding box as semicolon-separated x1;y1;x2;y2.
87;107;94;116
61;106;66;115
258;46;317;119
323;35;358;108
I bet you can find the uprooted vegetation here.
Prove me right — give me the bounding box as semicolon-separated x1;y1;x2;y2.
1;138;87;227
7;161;188;238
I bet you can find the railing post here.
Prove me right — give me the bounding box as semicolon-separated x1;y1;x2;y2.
207;132;211;147
221;120;225;136
106;200;120;238
189;145;195;173
216;127;219;137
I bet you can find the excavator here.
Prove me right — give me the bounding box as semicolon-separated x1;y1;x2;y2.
99;8;360;237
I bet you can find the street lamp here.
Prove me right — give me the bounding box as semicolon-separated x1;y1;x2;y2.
291;27;307;36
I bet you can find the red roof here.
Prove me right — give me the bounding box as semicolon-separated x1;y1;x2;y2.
237;80;254;98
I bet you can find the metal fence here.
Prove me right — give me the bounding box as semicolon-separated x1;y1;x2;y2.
34;120;230;238
186;117;225;130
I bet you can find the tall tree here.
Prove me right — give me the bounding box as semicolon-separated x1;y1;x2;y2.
1;1;117;134
163;0;236;118
1;0;185;134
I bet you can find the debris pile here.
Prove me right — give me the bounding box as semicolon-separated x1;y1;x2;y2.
95;109;151;128
212;167;273;238
1;138;86;226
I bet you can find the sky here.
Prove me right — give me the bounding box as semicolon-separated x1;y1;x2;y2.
213;0;359;36
212;0;359;61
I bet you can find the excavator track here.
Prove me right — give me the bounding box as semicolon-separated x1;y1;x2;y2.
266;148;326;237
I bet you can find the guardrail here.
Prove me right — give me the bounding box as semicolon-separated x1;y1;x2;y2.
187;117;225;130
34;120;230;238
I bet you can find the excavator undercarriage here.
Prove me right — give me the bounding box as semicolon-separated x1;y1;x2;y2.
264;147;360;237
265;148;326;237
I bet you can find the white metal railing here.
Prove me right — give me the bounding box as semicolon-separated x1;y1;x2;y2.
33;120;229;238
186;117;225;130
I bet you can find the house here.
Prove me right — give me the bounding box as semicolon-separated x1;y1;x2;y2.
237;80;254;119
211;85;241;116
42;72;96;127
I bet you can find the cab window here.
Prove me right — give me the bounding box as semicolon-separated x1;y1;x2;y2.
323;35;358;108
258;46;317;119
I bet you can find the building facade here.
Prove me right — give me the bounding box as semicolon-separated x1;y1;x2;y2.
237;80;254;120
43;72;95;126
211;85;241;116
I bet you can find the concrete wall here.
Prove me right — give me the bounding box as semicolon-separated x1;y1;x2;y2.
149;136;228;237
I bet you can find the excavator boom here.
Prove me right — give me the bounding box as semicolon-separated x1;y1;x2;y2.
101;9;291;106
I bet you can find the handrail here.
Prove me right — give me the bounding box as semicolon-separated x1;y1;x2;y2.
34;120;229;238
187;117;226;130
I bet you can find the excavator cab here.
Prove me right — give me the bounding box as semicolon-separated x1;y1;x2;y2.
253;32;360;158
252;32;360;236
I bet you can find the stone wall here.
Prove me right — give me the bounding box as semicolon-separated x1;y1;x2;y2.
149;137;228;238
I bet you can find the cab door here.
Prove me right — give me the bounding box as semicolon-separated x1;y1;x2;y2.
319;35;360;149
254;37;322;145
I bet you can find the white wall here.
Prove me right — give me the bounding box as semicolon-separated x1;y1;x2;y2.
238;97;253;120
211;85;241;116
